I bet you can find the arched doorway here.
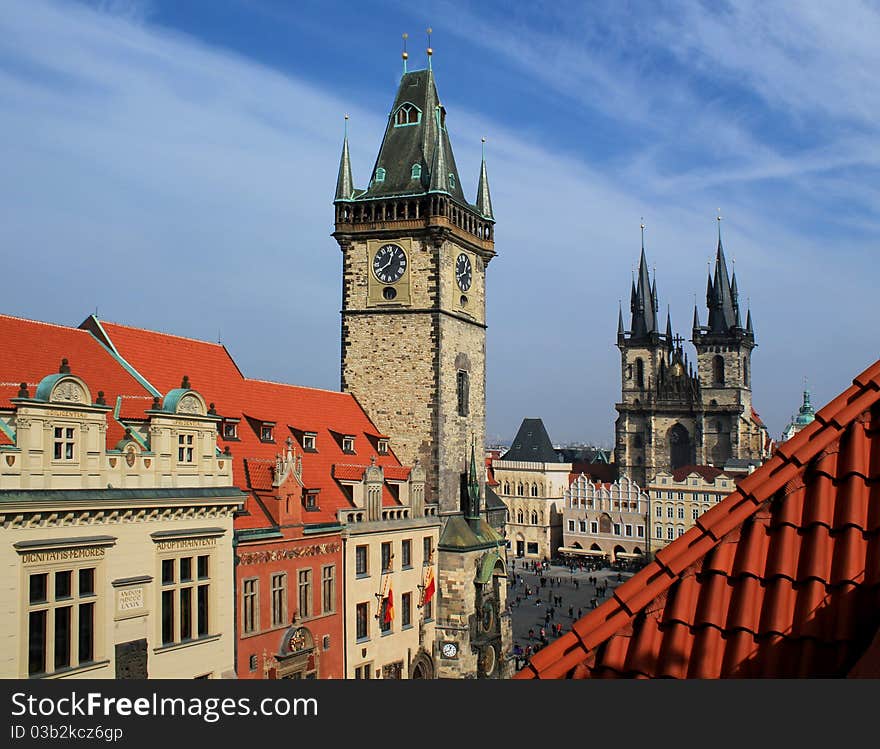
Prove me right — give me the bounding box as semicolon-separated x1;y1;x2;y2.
668;423;692;470
613;545;626;562
275;626;317;679
410;650;434;679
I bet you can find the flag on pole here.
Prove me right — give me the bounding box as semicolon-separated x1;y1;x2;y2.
423;566;435;606
384;588;394;624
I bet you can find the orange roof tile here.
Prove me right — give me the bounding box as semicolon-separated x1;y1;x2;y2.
518;358;880;679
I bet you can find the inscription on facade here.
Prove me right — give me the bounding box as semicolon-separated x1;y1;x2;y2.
21;547;106;564
118;587;145;611
238;542;340;565
155;538;217;551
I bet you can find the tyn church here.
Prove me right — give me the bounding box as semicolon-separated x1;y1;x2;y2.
615;223;770;487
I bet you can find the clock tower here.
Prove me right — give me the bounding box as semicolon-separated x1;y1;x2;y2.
332;55;510;678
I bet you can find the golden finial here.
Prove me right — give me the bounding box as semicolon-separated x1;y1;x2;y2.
427;27;433;68
402;32;409;73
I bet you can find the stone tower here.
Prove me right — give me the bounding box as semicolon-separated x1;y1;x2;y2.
691;219;758;467
615;221;766;487
332;58;510;678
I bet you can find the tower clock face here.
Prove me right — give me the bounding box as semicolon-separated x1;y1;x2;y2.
373;243;407;284
455;253;472;292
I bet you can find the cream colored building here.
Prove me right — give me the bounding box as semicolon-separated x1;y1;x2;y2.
646;467;737;551
0;367;244;679
494;419;568;561
561;475;650;562
336;460;441;678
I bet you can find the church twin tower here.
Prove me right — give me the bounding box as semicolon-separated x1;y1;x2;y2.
615;225;768;487
332;63;510;678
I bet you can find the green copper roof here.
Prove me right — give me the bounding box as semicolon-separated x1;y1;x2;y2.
355;69;467;203
795;389;816;426
438;515;501;551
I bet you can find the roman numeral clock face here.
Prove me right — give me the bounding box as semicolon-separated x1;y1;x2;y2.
373;244;407;284
456;253;472;292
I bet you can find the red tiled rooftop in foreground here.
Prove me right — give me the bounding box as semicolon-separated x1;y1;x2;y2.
518;358;880;679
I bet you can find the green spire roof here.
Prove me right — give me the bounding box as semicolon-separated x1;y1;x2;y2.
357;69;466;203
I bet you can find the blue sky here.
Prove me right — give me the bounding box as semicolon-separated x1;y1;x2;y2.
2;0;879;447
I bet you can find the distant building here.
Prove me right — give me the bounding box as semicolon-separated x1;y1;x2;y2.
645;465;739;552
780;388;816;442
560;476;650;563
494;419;568;560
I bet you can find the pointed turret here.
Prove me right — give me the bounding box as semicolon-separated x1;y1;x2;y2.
746;307;754;337
334;118;355;202
665;307;673;351
429;104;450;193
475;138;493;219
617;303;625;343
466;440;482;522
630;246;658;341
692;304;700;333
708;236;736;334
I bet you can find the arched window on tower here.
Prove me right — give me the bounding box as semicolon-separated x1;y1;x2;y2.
530;483;538;497
516;509;523;524
636;358;645;389
531;510;538;525
411;163;422;180
503;481;510;495
394;103;420;126
743;356;749;387
713;355;725;386
517;483;524;496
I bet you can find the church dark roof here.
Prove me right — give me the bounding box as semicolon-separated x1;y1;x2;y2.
484;486;506;511
501;418;562;463
356;69;467;204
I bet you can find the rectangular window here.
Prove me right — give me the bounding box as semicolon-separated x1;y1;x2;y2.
423;537;433;564
579;521;586;533
223;421;238;439
424;596;433;621
243;579;258;635
261;424;274;442
298;569;312;619
667;506;674;518
177;433;194;463
456;371;469;416
678;492;685;501
613;523;621;536
692;508;700;520
678;527;685;537
302;433;317;451
28;565;97;676
402;592;412;627
381;542;392;572
354;663;372;679
356;602;369;641
678;507;685;519
655;491;663;499
624;524;633;537
567;520;575;532
161;553;208;645
378;439;389;455
321;565;335;615
355;545;368;576
655;505;662;518
526;542;538;555
401;540;412;568
53;426;76;461
637;525;644;537
656;526;663;539
667;527;675;540
590;521;598;534
380;597;391;633
342;436;355;453
271;573;287;627
667;491;673;499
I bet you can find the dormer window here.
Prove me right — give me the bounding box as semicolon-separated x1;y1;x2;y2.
53;426;75;461
305;490;319;511
411;163;421;180
260;423;275;443
394;103;420;126
342;435;355;454
448;173;456;190
178;433;195;463
302;433;317;452
222;421;238;440
375;168;386;183
377;439;389;455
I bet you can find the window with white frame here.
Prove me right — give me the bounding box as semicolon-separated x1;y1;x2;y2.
342;435;355;453
667;506;674;518
261;424;274;442
667;491;673;499
27;565;97;676
637;525;644;537
613;523;621;536
590;521;598;534
222;421;238;439
177;433;195;463
625;524;633;537
302;433;317;451
656;526;663;539
655;505;662;518
579;521;586;533
53;426;76;461
692;508;699;520
667;527;674;540
678;507;685;519
568;520;575;532
378;439;389;455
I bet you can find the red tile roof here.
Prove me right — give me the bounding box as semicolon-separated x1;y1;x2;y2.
518;358;880;679
93;320;408;524
0;315;156;449
669;464;730;483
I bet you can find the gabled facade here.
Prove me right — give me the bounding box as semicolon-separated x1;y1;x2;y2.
0;316;244;679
